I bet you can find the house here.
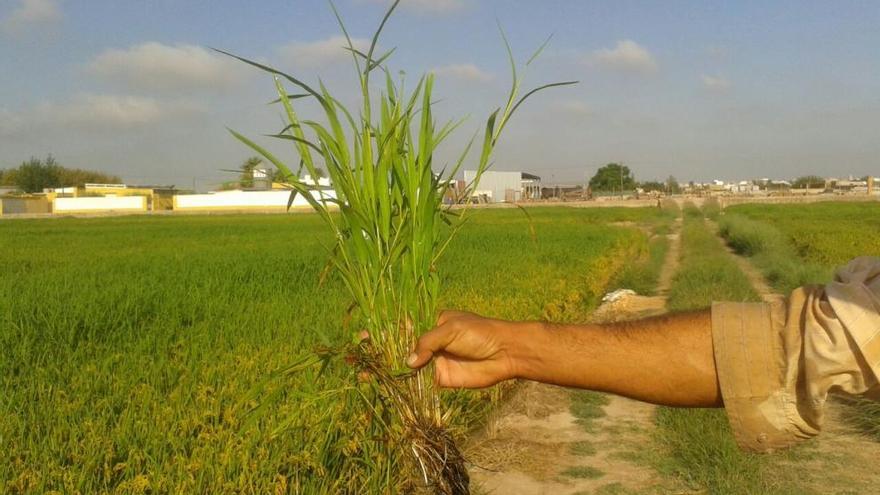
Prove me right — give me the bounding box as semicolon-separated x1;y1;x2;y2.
463;170;542;203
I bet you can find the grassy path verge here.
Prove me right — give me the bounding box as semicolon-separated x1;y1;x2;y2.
653;203;815;495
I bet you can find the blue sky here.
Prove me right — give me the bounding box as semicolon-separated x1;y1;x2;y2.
1;0;878;189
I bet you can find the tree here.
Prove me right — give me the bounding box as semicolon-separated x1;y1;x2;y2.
639;181;665;193
792;175;825;189
589;163;635;192
0;168;18;186
7;156;122;193
16;156;62;193
58;168;121;187
238;156;263;188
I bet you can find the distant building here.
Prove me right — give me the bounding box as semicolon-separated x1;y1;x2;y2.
463;170;541;203
731;181;760;195
832;178;868;194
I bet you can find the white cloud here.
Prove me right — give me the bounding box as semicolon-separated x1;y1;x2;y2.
1;0;61;35
432;63;492;83
592;40;658;74
361;0;465;14
2;94;201;134
701;74;731;92
89;42;247;91
278;36;371;69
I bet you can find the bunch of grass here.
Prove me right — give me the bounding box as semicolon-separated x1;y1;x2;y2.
220;2;574;492
701;197;722;220
718;213;830;293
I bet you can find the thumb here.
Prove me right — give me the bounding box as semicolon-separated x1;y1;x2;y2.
407;325;457;369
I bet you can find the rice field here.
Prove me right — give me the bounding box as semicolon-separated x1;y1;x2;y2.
0;207;672;494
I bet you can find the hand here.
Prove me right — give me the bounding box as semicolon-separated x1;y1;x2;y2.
406;310;520;388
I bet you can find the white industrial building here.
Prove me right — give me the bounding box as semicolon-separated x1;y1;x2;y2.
463;170;541;203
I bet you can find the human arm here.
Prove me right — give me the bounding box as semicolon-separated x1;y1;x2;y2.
411;257;880;452
407;309;722;407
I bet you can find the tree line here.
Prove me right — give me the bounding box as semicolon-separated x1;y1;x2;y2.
1;156;122;194
587;163;845;194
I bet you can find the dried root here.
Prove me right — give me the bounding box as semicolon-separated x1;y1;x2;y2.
348;341;470;494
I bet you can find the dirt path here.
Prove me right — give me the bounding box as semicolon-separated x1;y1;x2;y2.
709;219;880;493
466;222;685;494
656;217;683;296
466;383;670;495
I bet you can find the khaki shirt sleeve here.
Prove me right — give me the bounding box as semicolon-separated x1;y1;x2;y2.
711;256;880;453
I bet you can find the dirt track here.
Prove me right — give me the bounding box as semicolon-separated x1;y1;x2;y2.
466;215;880;494
465;220;684;494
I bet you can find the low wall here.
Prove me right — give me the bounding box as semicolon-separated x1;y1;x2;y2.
54;196;147;213
0;197;51;215
719;194;880;209
173;190;336;212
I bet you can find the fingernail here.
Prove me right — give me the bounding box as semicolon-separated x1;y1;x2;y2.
406;353;418;366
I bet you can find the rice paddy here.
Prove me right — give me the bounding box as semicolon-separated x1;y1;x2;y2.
4;200;877;493
0;207;669;494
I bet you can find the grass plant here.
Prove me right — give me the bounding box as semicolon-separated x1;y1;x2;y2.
218;2;576;492
569;441;597;457
701;197;721;220
569;390;610;432
717;213;829;293
560;465;605;479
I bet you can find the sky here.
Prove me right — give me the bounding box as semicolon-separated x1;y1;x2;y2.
1;0;879;189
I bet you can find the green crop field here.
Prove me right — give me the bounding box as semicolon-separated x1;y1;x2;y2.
0;207;672;494
726;202;880;267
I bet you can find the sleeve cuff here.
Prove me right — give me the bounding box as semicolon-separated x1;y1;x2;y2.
711;301;814;452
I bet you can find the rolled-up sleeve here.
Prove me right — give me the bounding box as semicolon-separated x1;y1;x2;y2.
711;256;880;452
